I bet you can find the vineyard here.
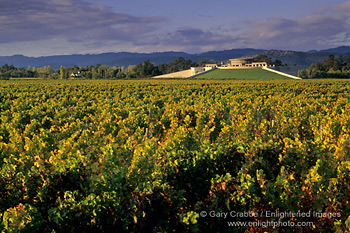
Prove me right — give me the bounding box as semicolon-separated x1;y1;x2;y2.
1;79;350;232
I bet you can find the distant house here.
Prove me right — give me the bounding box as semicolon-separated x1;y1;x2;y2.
227;58;268;67
70;71;82;78
228;58;251;67
153;57;273;79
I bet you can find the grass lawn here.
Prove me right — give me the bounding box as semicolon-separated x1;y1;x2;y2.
195;68;289;79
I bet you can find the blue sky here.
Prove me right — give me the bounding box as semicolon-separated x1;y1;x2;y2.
1;0;349;56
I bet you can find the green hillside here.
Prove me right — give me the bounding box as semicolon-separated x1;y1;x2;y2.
195;68;289;79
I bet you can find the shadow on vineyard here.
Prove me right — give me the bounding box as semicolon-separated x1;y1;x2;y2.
1;79;350;232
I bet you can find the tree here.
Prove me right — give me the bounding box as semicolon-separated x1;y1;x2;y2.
0;73;9;80
60;66;64;80
167;57;196;73
133;60;160;78
322;54;335;71
157;63;169;74
253;55;272;64
298;70;307;79
274;60;283;66
116;71;126;79
343;57;350;72
302;54;350;79
333;55;344;71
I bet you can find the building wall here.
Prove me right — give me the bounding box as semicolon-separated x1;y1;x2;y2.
251;62;267;67
229;58;247;67
205;64;218;68
191;67;206;76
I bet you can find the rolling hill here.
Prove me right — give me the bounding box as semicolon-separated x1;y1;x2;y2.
0;47;349;70
194;68;289;80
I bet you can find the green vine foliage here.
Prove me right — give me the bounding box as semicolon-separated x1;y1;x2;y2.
0;79;350;232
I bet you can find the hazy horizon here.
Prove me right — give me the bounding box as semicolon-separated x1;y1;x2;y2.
2;46;350;59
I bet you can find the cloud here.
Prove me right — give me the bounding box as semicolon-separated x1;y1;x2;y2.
244;2;350;50
0;0;163;44
145;27;246;53
1;0;349;55
163;28;232;45
155;1;350;51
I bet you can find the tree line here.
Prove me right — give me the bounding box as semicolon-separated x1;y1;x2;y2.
0;57;198;80
298;54;350;79
0;55;282;80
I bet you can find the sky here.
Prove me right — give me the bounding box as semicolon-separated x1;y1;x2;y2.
0;0;350;56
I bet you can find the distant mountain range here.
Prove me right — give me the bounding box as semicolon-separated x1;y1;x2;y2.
0;46;349;70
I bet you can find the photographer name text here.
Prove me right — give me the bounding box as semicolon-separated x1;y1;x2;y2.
201;210;341;219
